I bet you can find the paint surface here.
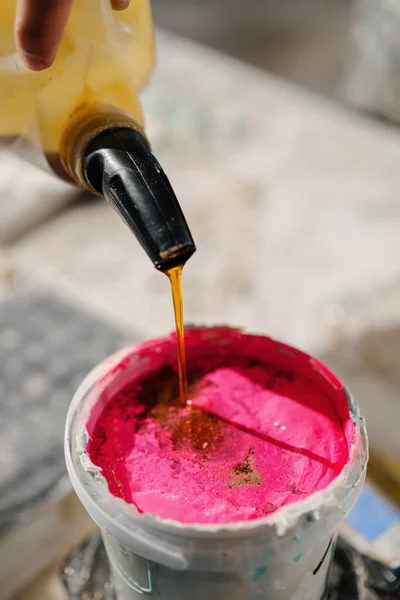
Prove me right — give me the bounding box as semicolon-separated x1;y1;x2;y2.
87;328;354;524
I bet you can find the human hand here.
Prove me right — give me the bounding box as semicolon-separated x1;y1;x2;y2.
15;0;130;71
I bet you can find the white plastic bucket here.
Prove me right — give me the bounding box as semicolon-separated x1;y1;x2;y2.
65;328;368;600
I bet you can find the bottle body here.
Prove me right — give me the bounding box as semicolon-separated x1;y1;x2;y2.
0;0;155;178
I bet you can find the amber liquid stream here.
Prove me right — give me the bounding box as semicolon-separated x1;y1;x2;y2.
165;265;188;404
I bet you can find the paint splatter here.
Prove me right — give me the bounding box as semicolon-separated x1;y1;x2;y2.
86;327;354;524
228;448;263;488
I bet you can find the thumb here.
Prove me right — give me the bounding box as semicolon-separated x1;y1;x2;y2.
111;0;131;10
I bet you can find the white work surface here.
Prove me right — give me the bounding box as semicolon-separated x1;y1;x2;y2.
7;33;400;342
4;31;400;463
1;29;400;599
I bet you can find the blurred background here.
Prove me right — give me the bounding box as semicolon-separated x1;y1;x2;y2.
152;0;350;96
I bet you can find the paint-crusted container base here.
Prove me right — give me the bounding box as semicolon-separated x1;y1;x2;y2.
65;327;368;600
61;533;395;600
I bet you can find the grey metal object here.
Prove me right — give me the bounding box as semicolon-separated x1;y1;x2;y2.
339;0;400;123
0;286;131;532
331;537;400;599
60;534;400;599
62;535;116;600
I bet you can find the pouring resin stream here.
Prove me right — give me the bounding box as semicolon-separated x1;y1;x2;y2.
164;265;188;405
65;327;367;600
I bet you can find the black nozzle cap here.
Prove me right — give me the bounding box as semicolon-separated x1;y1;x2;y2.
82;127;196;271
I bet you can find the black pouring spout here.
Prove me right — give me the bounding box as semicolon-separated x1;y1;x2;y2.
82;127;196;271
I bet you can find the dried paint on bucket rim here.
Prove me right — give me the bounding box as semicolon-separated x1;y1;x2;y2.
65;327;367;541
83;327;357;525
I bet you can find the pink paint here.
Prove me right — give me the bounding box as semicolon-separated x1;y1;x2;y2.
86;327;354;524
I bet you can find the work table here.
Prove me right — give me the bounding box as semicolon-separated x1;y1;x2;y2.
0;29;399;598
4;31;400;457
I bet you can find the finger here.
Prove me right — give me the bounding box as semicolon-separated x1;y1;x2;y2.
15;0;74;71
111;0;130;10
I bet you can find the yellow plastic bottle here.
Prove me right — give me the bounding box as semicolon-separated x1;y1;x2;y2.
0;0;195;272
0;0;155;180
